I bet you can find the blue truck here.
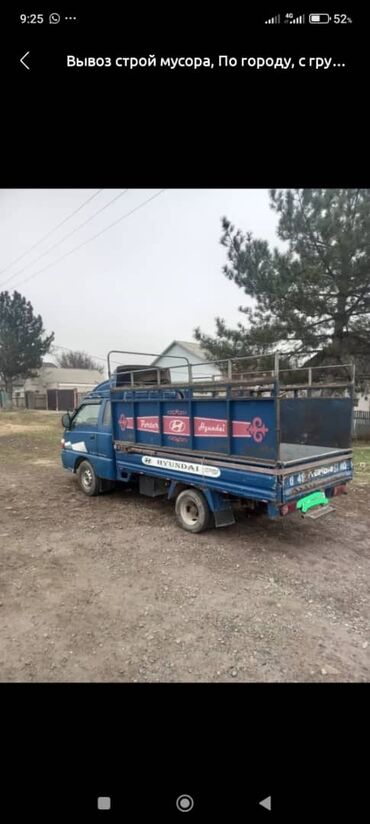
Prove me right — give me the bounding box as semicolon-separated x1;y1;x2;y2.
60;351;354;533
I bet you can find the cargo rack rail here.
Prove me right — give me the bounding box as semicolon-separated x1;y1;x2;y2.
107;349;355;397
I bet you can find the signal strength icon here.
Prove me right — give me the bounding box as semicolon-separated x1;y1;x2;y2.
286;13;305;23
265;14;280;23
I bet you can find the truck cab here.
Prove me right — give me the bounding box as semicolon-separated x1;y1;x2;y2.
61;365;172;495
61;381;116;494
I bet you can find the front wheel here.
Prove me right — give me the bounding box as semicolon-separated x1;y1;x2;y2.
77;460;100;496
175;488;211;533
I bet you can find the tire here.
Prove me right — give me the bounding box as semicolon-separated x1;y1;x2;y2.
175;488;211;533
77;460;100;497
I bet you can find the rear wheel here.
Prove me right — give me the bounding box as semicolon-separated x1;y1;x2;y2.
77;460;100;496
175;488;211;533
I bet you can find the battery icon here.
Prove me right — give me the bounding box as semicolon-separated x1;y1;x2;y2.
309;13;331;23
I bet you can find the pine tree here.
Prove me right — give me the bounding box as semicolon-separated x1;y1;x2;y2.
0;291;54;404
195;190;370;376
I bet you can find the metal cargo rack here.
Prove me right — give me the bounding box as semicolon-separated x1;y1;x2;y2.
107;349;355;396
107;350;355;462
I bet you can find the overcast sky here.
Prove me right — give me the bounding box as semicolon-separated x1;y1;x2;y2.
0;189;281;370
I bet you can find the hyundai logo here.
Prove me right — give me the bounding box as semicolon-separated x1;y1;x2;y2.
170;419;186;433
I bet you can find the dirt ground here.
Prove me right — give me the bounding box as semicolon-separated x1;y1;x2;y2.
0;410;369;682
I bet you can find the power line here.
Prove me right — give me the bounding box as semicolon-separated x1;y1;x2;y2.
0;189;129;289
9;189;166;292
0;189;104;278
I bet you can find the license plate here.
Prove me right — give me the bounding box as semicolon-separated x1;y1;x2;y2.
301;504;336;520
297;490;328;513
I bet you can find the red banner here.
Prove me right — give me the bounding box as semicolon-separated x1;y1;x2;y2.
194;417;228;437
137;416;160;432
119;414;134;430
232;417;269;443
163;415;190;436
118;413;269;442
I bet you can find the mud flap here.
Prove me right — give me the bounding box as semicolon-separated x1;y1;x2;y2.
202;488;236;528
213;507;236;527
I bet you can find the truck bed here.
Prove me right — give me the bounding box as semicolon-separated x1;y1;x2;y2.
279;443;351;466
116;439;352;471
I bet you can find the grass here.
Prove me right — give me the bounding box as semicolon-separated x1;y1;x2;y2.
352;445;370;484
0;409;62;463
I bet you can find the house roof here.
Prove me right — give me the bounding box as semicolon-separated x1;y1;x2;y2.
41;366;102;385
152;340;210;365
1;367;102;391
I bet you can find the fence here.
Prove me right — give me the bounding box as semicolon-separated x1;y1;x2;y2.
353;411;370;440
0;390;89;411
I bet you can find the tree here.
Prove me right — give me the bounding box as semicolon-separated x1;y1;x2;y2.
55;349;104;374
195;190;370;376
0;290;54;403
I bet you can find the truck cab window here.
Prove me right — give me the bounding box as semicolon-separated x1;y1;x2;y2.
102;401;112;426
72;403;100;427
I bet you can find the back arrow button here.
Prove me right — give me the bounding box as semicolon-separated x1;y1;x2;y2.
20;51;31;70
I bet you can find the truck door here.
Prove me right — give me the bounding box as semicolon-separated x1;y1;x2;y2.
96;399;115;465
63;400;101;467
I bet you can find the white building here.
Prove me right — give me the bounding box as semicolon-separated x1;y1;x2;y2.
152;340;222;384
355;391;370;412
1;364;102;410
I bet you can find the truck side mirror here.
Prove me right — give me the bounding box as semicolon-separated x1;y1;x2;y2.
61;412;71;428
